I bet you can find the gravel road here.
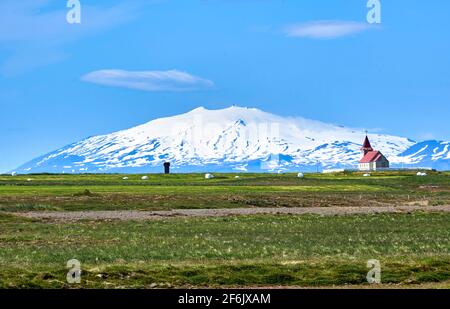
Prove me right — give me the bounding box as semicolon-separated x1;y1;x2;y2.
11;205;450;221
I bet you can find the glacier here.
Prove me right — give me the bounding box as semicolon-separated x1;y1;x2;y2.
13;106;450;173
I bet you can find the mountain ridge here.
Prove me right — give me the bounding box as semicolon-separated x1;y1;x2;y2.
13;106;450;173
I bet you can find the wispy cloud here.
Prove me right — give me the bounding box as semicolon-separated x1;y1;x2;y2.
81;69;215;92
284;21;375;39
0;0;142;75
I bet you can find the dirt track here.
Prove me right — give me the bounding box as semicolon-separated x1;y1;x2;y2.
12;205;450;221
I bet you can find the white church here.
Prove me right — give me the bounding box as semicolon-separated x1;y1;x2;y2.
358;135;390;171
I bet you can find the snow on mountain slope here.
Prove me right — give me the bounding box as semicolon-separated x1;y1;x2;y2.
396;140;450;170
13;106;448;173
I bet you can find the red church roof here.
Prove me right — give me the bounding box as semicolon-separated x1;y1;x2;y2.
359;151;383;163
361;135;373;151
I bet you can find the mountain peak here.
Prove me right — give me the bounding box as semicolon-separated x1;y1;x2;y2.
188;106;207;113
188;105;260;113
13;106;449;173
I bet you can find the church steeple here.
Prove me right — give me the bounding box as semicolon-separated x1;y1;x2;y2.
361;132;373;155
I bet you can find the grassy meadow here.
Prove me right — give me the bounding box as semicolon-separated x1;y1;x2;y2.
0;171;449;288
0;212;449;288
0;171;449;211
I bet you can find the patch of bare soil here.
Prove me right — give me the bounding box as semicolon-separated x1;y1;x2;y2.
11;205;450;222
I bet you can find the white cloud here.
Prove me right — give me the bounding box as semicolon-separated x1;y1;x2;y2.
81;69;215;92
284;21;375;39
0;1;140;43
0;1;142;75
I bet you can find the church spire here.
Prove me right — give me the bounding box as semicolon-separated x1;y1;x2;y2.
361;132;373;155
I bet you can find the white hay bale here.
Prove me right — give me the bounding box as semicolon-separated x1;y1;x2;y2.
297;172;304;178
27;178;32;182
416;172;427;177
205;173;214;179
141;176;149;180
122;177;129;180
363;173;371;177
234;176;240;179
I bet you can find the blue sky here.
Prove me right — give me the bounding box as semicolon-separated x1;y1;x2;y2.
1;0;449;172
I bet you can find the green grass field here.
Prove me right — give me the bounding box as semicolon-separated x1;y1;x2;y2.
1;213;449;288
0;171;449;288
0;171;449;211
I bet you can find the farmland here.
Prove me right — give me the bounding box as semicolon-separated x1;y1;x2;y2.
0;171;449;288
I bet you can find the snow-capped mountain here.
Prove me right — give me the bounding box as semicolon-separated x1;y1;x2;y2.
14;106;450;173
397;140;450;170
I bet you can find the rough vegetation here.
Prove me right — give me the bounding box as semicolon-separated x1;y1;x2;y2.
0;171;449;288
